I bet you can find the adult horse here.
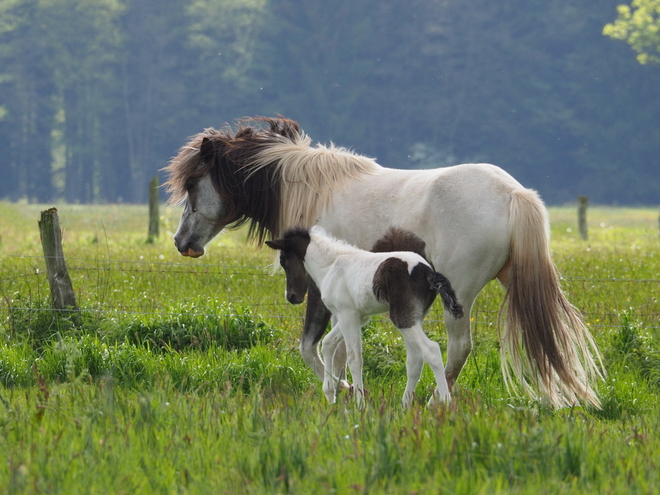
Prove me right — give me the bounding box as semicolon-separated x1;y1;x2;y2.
164;116;603;408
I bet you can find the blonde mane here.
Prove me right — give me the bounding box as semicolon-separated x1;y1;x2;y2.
250;132;381;236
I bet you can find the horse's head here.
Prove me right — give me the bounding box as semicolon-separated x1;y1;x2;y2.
166;118;302;257
266;228;311;305
168;136;223;256
173;174;229;258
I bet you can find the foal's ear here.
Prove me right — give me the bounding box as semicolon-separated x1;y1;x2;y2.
265;239;285;251
200;137;214;163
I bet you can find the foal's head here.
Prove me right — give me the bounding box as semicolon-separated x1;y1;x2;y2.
266;228;311;305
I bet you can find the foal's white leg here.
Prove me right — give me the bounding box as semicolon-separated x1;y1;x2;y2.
332;341;348;386
399;332;425;408
401;323;451;406
321;324;345;403
337;312;367;408
329;315;350;391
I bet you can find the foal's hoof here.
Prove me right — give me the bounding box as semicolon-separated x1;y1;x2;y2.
427;392;452;408
348;386;369;399
339;379;351;391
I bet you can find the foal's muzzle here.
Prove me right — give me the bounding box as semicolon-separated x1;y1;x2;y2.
287;292;305;305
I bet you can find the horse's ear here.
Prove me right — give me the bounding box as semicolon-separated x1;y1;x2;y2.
200;137;214;164
265;239;285;251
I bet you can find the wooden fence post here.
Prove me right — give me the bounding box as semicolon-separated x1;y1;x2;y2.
148;175;159;242
577;196;588;240
39;208;78;313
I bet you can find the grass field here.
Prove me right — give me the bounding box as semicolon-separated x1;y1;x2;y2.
1;201;659;494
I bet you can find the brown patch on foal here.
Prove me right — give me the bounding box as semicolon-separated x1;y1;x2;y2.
372;257;420;329
371;228;427;259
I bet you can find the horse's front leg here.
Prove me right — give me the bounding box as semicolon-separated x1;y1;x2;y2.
300;281;332;381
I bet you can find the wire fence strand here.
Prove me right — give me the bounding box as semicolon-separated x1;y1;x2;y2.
2;254;659;332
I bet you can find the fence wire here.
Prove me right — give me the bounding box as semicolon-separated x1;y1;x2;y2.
1;254;659;332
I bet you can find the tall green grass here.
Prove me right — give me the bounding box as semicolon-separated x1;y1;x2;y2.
1;201;659;493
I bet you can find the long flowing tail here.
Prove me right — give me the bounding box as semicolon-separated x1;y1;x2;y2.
501;189;604;408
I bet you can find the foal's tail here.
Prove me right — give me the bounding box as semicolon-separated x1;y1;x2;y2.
427;272;464;319
502;189;604;408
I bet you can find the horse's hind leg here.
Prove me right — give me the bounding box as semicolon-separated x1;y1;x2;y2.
444;293;477;390
300;281;332;381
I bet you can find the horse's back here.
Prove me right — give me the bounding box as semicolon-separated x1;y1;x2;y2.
319;163;520;297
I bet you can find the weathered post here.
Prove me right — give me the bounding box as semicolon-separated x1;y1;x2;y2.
147;175;159;242
577;196;588;240
39;208;78;313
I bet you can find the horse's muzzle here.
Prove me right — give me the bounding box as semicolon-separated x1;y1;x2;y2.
174;235;205;257
181;247;204;258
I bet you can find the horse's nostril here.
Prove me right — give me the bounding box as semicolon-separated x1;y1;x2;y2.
287;293;303;305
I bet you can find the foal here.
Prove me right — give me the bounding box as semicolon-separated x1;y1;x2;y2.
267;226;463;408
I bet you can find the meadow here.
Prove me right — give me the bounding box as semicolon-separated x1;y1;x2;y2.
0;201;659;494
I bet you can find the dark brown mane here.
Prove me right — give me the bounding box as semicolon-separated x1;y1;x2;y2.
163;116;302;244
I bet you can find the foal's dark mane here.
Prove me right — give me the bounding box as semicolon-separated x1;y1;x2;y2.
163;117;302;244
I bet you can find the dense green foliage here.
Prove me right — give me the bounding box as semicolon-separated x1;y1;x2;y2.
604;0;660;65
1;202;659;492
0;0;658;205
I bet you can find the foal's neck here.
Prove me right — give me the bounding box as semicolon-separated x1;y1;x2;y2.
304;233;359;286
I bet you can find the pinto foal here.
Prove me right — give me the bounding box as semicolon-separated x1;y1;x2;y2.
267;226;463;408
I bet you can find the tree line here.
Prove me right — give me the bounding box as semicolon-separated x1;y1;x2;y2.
0;0;658;204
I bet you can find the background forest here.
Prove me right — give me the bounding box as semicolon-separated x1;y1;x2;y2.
0;0;658;205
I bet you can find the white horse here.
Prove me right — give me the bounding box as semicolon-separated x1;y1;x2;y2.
164;116;604;408
266;226;464;408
